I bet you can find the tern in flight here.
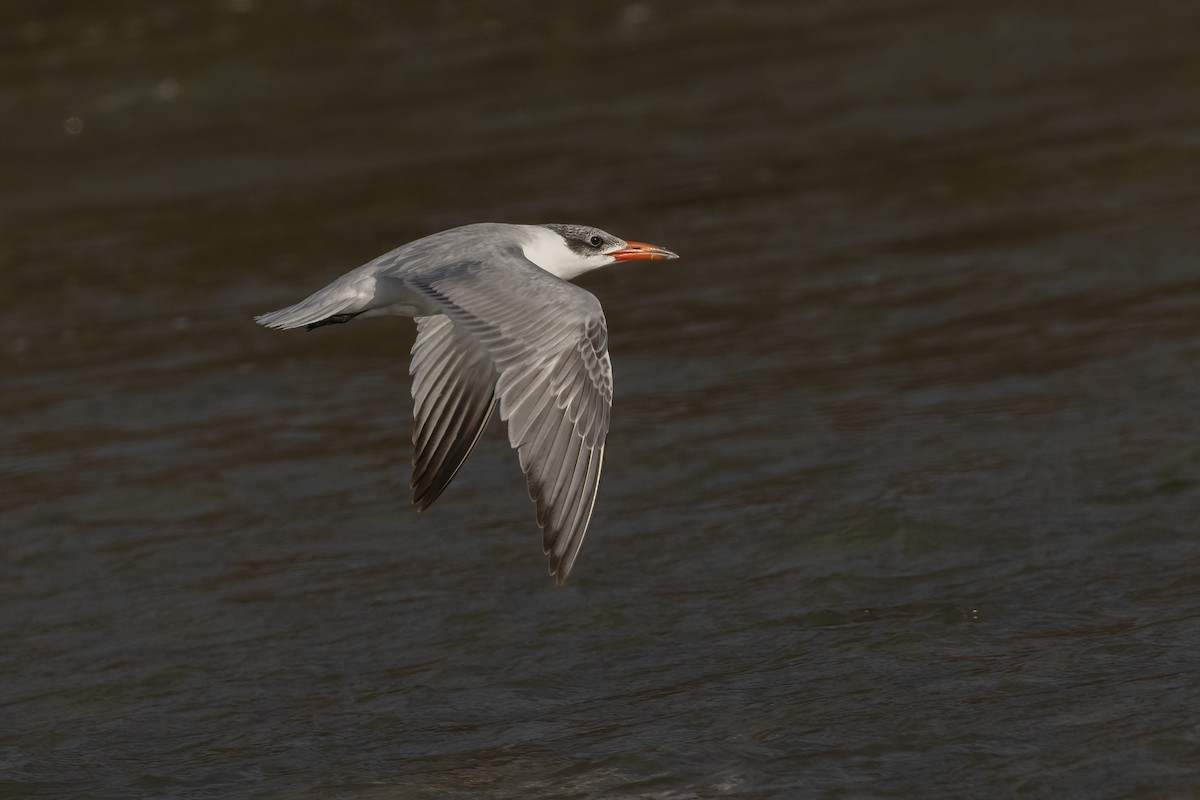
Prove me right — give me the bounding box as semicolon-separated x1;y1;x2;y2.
256;223;679;584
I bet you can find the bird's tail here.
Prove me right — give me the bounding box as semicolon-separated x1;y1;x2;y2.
255;282;360;331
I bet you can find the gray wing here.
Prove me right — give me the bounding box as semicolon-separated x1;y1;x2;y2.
403;258;613;585
409;315;498;511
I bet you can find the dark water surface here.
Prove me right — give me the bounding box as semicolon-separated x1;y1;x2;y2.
4;1;1200;797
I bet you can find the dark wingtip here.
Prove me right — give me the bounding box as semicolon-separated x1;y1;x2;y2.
550;557;570;586
411;488;436;512
411;469;453;512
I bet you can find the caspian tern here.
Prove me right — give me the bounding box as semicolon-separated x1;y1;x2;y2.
256;223;679;584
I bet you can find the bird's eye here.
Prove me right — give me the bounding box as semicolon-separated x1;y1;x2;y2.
588;235;603;247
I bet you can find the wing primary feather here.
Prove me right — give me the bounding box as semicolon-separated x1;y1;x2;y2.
412;393;497;511
547;434;586;529
550;442;605;584
408;315;499;512
414;386;475;482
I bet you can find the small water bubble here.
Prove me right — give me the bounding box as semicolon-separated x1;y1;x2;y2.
5;337;31;355
620;2;653;28
123;17;146;40
64;116;84;135
170;316;191;331
930;181;955;200
80;23;107;48
20;21;46;44
156;78;180;102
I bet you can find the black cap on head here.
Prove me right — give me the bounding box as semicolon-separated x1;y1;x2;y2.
541;223;621;256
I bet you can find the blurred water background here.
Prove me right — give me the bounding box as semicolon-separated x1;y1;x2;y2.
3;0;1200;797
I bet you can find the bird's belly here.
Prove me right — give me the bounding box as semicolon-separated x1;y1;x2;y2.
359;276;440;318
358;303;424;319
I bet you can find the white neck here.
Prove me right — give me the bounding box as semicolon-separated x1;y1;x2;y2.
519;226;608;281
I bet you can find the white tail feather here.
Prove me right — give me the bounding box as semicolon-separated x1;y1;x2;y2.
255;282;364;330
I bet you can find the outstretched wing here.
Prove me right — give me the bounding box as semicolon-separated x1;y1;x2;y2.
403;258;613;584
408;315;498;511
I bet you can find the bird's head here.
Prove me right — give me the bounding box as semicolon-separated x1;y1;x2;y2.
523;223;679;281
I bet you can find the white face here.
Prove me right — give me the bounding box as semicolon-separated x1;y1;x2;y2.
519;225;624;281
